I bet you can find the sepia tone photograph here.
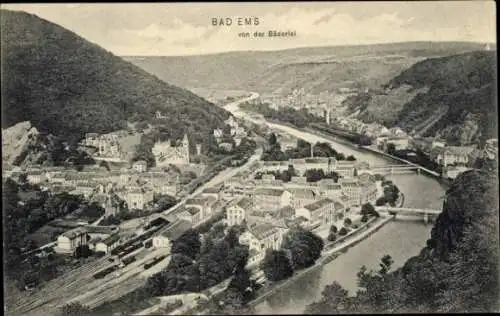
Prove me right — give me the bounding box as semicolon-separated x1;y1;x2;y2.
1;2;498;315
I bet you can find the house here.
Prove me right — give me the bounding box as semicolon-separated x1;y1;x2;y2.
358;174;378;205
56;227;90;253
152;219;193;251
132;160;148;173
95;234;121;254
252;188;292;211
295;198;343;227
177;207;203;225
239;221;288;266
125;187;154;210
340;179;361;206
226;197;253;226
287;187;318;209
319;182;343;199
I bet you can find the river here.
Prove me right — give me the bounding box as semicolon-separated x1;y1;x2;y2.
224;95;449;314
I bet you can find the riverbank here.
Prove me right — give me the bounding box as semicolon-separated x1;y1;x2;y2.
246;215;394;308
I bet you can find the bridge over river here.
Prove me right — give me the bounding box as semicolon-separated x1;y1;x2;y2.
375;206;442;224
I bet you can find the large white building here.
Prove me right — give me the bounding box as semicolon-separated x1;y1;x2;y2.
295;198;345;227
56;227;90;253
252;188;292;211
226;197;253;226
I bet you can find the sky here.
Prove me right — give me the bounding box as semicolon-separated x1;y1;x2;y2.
2;2;496;56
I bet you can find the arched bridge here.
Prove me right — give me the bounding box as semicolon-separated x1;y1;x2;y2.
375;206;441;224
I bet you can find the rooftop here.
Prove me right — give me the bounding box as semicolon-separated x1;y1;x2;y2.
248;222;278;240
61;227;88;239
236;197;253;210
303;198;335;211
159;219;193;240
99;233;121;246
287;187;317;198
254;188;285;197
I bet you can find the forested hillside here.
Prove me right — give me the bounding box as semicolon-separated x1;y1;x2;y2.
345;51;497;145
305;158;499;313
1;10;229;145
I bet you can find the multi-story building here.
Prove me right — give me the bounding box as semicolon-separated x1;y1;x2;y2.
287;187;319;209
152;134;190;166
226;197;253;226
177;207;202;225
125;187;154;210
252;188;292;211
295;198;344;227
56;227;90;253
239;221;288;266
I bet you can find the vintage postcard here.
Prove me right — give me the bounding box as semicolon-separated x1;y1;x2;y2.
1;2;498;315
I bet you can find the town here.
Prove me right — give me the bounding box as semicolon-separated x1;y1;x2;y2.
3;92;419;316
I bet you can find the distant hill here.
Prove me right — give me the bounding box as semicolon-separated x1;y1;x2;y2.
1;10;230;145
124;42;486;95
345;51;497;145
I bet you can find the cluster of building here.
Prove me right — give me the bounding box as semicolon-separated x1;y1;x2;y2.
5;161;184;215
83;131;129;160
213;116;248;149
217;156;380;266
55;225;120;254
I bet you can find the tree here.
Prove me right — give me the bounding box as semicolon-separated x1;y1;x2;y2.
268;133;278;147
361;215;369;223
378;255;394;275
60;302;91;316
282;228;324;270
346;155;356;161
74;244;91;258
260;249;294;282
344;218;352;227
375;196;387;206
304;281;351;314
171;229;201;260
338;227;348;236
329;225;338;234
360;203;376;216
327;233;337;242
386;143;396;155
